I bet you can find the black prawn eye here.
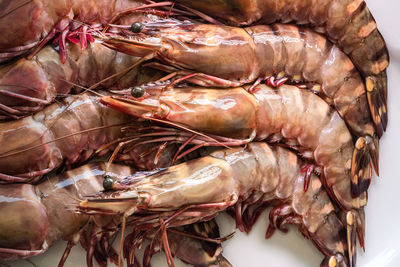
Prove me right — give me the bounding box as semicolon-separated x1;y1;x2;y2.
131;86;145;98
130;22;144;33
103;175;115;191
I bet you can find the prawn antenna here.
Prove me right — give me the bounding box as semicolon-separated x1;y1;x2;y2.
0;0;33;19
0;121;133;158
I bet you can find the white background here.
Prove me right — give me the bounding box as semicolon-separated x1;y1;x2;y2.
6;0;400;266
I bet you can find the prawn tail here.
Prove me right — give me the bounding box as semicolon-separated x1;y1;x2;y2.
345;211;357;267
181;219;233;267
337;208;365;267
368;135;379;176
318;212;349;267
351;137;372;198
366;74;388;138
348;208;366;266
188;220;222;258
320;254;348;267
354;208;366;251
216;255;233;267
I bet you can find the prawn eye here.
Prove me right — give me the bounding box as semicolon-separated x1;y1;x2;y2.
103;175;115;190
131;86;145;98
131;22;144;33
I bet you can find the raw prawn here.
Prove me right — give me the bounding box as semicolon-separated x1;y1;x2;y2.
0;162;229;267
152;0;390;125
79;143;354;267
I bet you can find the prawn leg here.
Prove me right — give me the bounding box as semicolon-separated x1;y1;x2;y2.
351;137;374;198
143;220;233;267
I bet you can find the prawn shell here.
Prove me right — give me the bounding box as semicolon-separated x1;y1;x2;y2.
0;184;49;258
160;87;258;139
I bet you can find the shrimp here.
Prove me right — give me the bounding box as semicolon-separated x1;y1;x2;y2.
0;91;133;184
0;42;162;120
0;0;183;63
0;162;228;267
100;83;370;211
79;143;354;267
97;22;381;174
152;0;390;128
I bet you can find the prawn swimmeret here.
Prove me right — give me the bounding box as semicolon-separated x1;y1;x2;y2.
79;143;355;267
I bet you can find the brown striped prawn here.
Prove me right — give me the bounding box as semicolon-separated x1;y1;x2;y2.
79;143;355;267
149;0;389;126
0;162;229;267
96;22;381;179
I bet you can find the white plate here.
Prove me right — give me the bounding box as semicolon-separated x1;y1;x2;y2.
7;0;400;266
